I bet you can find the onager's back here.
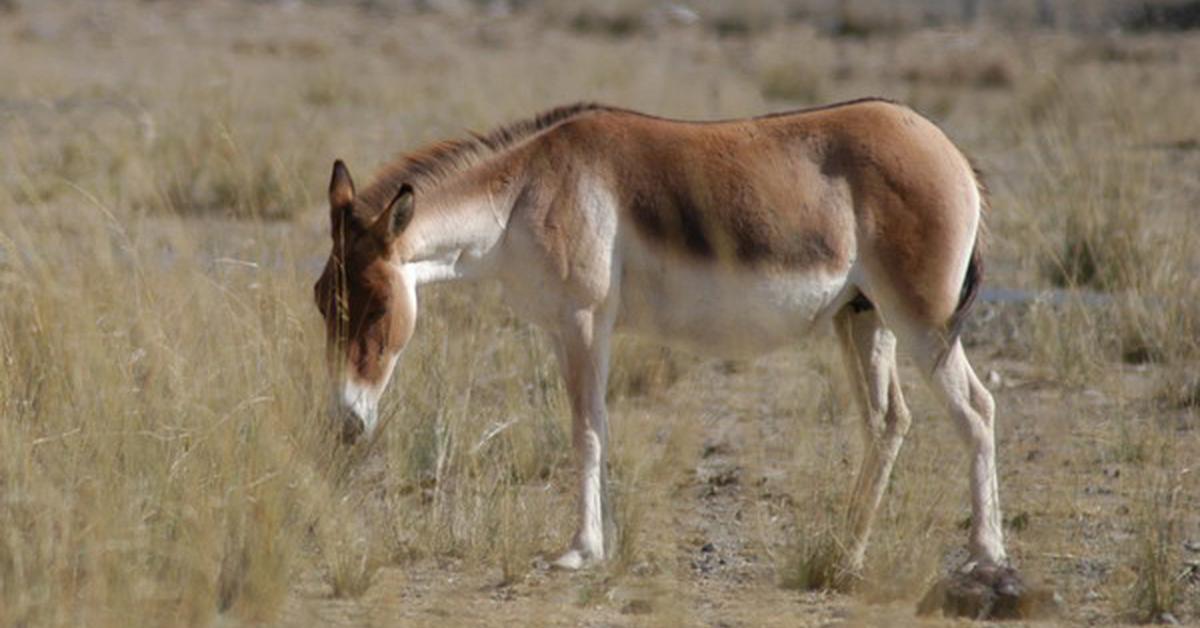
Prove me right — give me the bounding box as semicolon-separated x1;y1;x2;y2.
502;100;981;358
314;99;1019;601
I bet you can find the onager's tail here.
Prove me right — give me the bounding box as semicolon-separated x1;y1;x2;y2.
945;170;988;344
946;242;983;343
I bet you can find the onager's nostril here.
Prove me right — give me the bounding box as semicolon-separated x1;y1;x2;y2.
340;414;365;445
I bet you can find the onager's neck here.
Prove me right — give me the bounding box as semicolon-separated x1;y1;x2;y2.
362;103;620;287
394;163;521;287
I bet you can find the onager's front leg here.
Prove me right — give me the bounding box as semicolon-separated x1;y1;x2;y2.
552;307;614;570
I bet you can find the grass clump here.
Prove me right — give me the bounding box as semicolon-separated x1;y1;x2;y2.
322;532;379;599
145;106;309;220
567;9;646;38
758;61;825;103
1124;452;1189;623
779;529;852;592
777;481;856;593
1026;297;1106;386
608;339;687;402
1158;371;1200;410
901;55;1016;89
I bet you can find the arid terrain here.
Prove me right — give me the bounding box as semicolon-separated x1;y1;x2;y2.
1;1;1198;626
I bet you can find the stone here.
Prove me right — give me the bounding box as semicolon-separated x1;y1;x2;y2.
917;563;1062;620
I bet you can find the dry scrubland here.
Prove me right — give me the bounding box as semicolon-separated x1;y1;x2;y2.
2;1;1199;625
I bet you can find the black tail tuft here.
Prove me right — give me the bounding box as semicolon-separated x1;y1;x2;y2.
946;242;983;343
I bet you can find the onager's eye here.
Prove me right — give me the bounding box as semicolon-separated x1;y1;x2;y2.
314;277;336;320
364;298;387;322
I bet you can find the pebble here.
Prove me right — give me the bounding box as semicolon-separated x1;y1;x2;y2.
621;599;653;615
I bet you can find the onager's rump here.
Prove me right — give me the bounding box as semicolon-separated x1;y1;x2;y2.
313;98;1006;580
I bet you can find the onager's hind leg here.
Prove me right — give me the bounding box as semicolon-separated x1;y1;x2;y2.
907;335;1046;619
552;306;615;570
918;338;1006;567
834;306;912;580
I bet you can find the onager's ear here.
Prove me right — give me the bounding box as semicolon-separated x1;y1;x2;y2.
329;159;356;234
329;159;356;207
374;184;415;240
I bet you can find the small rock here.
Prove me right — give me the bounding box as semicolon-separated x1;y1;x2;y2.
1184;562;1200;584
700;542;715;553
621;599;653;615
630;560;656;576
1075;558;1112;579
917;564;1062;620
1005;511;1030;532
1184;540;1200;553
986;369;1003;389
700;464;741;487
1157;612;1180;625
663;4;700;25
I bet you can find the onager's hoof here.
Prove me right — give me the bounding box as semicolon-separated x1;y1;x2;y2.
917;562;1062;620
551;548;597;571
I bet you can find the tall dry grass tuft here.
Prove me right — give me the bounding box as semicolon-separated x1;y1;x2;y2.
856;431;954;603
0;197;326;624
0;193;582;622
771;355;852;593
375;285;574;573
317;503;381;599
608;338;687;402
1123;444;1189;623
1026;296;1107;387
3;96;323;223
144;104;310;220
778;514;849;592
1004;76;1200;383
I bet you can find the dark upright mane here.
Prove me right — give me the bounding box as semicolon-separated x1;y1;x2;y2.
357;102;614;215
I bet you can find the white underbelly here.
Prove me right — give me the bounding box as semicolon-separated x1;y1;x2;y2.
615;244;850;358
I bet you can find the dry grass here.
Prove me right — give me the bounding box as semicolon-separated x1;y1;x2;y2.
1125;446;1189;623
2;1;1199;625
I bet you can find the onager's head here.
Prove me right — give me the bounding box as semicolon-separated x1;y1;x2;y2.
313;160;416;443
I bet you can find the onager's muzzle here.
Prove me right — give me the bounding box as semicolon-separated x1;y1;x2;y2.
331;379;379;445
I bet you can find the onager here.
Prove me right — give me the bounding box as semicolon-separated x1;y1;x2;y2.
313;99;1008;584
